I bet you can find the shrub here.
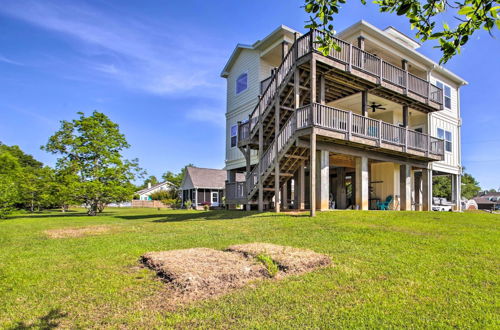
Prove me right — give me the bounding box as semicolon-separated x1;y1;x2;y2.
150;190;176;201
184;200;192;209
256;254;279;277
161;198;178;208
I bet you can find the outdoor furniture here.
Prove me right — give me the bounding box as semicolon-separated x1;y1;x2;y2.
377;195;393;210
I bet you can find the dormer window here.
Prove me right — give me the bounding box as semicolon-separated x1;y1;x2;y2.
236;73;248;94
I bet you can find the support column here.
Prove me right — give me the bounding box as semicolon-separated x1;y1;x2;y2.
414;171;422;211
451;174;461;211
258;104;264;211
361;90;368;117
336;168;347;209
422;168;432;211
245;147;252;211
402;105;409;127
355;157;369;210
316;150;330;210
296;161;305;210
274;96;280;213
310;131;317;216
320;75;325;105
282;181;288;210
357;36;365;50
400;164;412;211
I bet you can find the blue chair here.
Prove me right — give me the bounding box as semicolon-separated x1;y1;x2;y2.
377;195;393;210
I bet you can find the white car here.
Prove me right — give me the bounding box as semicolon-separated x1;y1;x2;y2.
432;197;454;212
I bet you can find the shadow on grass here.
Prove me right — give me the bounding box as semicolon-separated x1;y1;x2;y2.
117;210;310;223
8;212;111;219
10;308;67;329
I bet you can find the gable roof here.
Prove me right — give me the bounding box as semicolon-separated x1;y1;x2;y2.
136;181;175;195
220;25;299;78
183;167;227;189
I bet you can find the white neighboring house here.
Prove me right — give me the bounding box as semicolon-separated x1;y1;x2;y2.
136;181;176;201
222;21;466;214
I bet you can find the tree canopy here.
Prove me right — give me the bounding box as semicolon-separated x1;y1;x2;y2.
42;111;144;215
303;0;500;63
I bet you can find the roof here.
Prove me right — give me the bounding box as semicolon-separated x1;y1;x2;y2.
181;166;245;189
472;197;498;205
336;20;468;85
220;25;300;77
183;167;227;189
136;181;175;195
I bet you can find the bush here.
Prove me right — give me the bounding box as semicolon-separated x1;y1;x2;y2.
150;190;176;201
184;200;192;209
161;199;181;209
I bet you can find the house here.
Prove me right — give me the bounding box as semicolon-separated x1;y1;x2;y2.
135;181;176;201
472;194;500;211
222;21;466;215
180;166;244;209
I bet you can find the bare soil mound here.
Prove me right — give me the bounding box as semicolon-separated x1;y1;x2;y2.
44;225;113;238
227;243;331;275
141;248;268;300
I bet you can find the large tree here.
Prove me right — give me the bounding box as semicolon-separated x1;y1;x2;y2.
0;151;21;218
43;111;144;215
433;170;481;199
303;0;500;63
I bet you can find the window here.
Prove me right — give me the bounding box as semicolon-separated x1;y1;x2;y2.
437;128;452;152
236;73;248;94
230;125;238;147
436;81;452;109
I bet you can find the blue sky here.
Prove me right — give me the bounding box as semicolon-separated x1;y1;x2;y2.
0;0;498;189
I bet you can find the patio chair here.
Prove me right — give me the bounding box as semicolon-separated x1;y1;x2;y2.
377;195;393;210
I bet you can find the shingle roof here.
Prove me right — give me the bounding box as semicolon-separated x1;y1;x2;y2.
184;167;244;189
136;181;174;195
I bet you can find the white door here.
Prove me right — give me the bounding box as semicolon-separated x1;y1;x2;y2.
211;191;219;207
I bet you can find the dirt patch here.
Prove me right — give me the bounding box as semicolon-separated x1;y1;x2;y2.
141;244;332;308
227;243;332;275
44;225;114;238
141;248;268;302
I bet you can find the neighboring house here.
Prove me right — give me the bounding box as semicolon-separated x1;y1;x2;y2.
180;166;244;209
136;181;176;201
472;195;500;211
222;21;466;214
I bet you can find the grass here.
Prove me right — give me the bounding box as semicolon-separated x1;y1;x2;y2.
255;254;280;277
0;208;498;328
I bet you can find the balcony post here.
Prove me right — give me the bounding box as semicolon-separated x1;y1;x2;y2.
294;32;299;60
377;120;382;146
378;58;383;84
347;111;352;140
348;44;353;72
309;29;314;52
402;59;409;95
245;146;251;211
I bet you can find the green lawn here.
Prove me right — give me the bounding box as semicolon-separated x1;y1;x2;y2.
0;208;498;328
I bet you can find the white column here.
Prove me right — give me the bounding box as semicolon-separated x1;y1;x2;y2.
316;150;330;210
422;168;432;211
452;174;461;211
355;157;369;210
400;164;412;210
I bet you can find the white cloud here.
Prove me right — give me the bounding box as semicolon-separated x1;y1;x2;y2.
0;54;23;66
0;0;226;97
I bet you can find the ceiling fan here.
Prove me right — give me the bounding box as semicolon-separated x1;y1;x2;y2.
368;102;386;112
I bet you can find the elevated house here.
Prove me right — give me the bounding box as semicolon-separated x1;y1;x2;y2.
223;21;466;214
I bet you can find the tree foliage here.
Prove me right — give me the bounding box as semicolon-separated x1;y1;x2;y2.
162;164;193;188
433;170;481;199
304;0;500;63
140;175;159;189
0;151;21;218
42;111;144;216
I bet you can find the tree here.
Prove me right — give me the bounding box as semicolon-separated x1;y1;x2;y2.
162;164;193;188
461;172;481;199
140;175;159;189
433;170;481;199
303;0;500;63
0;151;21;218
42;111;144;216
